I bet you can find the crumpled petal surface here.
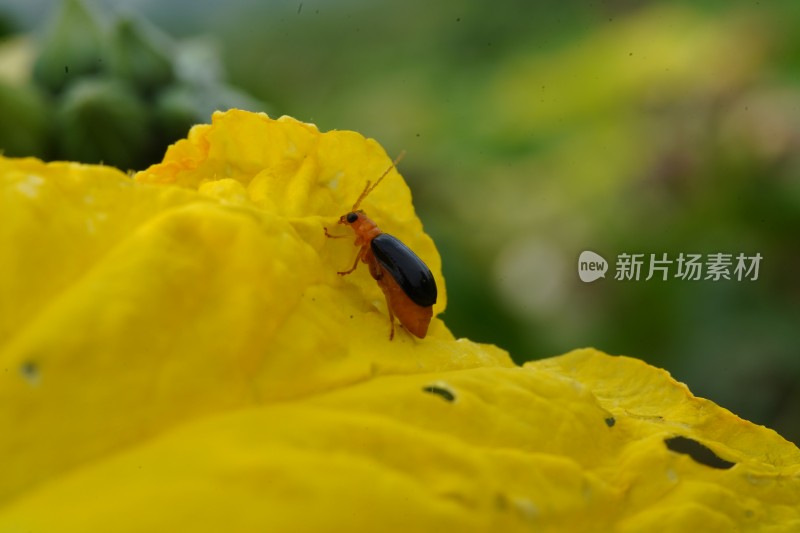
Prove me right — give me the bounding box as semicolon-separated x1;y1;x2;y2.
0;110;797;532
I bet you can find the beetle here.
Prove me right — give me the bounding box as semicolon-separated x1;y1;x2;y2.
324;152;437;340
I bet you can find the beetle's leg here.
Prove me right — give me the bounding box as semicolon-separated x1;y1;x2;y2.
337;247;363;276
385;297;396;340
324;227;347;239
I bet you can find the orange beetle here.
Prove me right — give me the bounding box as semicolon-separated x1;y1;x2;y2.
325;153;437;339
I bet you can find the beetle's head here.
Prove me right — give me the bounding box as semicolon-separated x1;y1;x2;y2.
339;210;364;226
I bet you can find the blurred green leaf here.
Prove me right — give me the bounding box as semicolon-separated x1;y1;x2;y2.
32;0;107;94
0;80;50;158
109;15;175;94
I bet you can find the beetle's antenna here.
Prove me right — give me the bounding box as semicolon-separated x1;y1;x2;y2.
351;150;406;211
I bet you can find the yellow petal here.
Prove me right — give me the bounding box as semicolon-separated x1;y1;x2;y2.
1;110;798;532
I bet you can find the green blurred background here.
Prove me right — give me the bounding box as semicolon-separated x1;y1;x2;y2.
1;0;798;444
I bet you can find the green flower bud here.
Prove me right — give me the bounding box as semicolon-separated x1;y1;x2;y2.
32;0;107;94
0;80;50;158
110;15;175;95
55;77;150;171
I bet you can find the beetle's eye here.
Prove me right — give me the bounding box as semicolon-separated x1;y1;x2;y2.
346;212;358;224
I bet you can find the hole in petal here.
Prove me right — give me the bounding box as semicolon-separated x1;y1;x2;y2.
664;436;735;470
20;360;40;386
422;383;456;403
604;416;616;427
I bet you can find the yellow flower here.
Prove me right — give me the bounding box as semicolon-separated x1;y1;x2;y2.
0;110;798;532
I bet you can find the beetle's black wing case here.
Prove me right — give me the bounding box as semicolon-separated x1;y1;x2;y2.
371;233;437;307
